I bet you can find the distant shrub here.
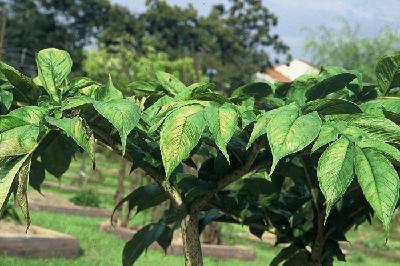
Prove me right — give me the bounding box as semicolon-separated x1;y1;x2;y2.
71;189;100;207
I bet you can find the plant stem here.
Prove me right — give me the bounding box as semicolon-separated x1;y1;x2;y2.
181;213;203;266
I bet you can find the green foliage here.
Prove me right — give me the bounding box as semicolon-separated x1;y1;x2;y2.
83;40;198;93
266;104;321;174
93;99;141;155
70;189;101;208
304;20;400;82
36;48;73;103
1;47;400;266
317;137;355;217
376;52;400;95
160;104;206;177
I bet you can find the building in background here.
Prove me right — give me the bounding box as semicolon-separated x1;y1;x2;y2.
255;59;319;83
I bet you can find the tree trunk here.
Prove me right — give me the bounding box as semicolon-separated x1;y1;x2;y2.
121;168;137;227
181;213;203;266
113;157;126;225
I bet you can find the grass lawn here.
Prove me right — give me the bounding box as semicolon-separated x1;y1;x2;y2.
1;211;399;266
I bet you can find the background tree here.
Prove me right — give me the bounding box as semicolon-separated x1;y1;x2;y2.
82;37;199;92
108;0;291;91
304;19;400;82
1;0;113;70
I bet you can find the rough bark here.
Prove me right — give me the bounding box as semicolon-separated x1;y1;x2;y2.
182;213;203;266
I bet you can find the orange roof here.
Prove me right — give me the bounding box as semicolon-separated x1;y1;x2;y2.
266;68;291;83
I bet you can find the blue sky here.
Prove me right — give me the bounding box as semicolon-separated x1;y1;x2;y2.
111;0;400;59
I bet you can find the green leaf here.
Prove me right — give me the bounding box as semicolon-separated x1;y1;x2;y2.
65;77;99;96
36;48;73;103
306;71;357;101
46;116;95;162
94;99;141;155
376;52;400;95
267;104;322;174
61;95;94;111
231;82;273;98
317;137;355;218
0;124;41;158
122;221;166;266
354;148;399;233
29;160;45;193
0;90;13;113
0;61;41;103
204;103;238;162
155;71;186;95
160;105;205;177
0;155;29;212
247;110;279;149
360;98;400;116
286;74;321;105
127;81;161;94
311;123;339;153
8;106;48;125
356;138;400;165
302;99;361;115
111;184;168;223
41;134;77;178
93;75;123;101
348;115;400;144
15;156;31;228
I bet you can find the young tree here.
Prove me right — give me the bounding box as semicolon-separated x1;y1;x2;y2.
1;48;399;266
304;19;400;82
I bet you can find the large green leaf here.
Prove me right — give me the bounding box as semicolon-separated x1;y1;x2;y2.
356;137;400;165
360;98;400;116
46;117;95;162
317;137;355;218
347;115;400;144
306;72;357;100
0;124;41;158
155;71;186;95
0;155;29;212
376;52;400;95
122;221;166;266
302;99;361;115
36;48;73;103
204;102;238;162
0;61;41;103
94;99;141;155
8;106;48;125
40;134;77;178
160;105;205;177
311;123;339;153
354;148;399;233
93;75;123;101
267;104;322;174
